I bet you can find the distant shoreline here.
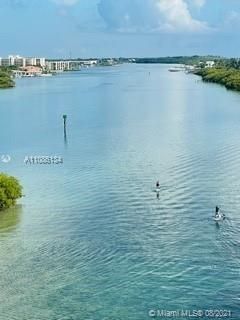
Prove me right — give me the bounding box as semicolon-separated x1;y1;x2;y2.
2;56;240;93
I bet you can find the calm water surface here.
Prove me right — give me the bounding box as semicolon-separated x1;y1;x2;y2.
0;64;239;319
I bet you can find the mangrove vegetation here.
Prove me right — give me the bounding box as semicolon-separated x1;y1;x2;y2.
0;68;15;88
196;67;240;91
0;173;22;211
134;55;221;65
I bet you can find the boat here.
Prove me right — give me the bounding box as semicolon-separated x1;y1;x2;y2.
40;73;53;77
168;68;181;72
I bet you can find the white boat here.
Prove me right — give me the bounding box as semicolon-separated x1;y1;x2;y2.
168;68;181;72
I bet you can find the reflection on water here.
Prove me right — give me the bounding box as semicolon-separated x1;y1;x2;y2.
64;128;68;147
0;205;22;234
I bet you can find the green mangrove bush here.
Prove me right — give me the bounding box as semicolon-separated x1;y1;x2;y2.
0;173;23;210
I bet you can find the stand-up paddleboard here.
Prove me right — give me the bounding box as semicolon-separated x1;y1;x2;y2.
213;213;225;222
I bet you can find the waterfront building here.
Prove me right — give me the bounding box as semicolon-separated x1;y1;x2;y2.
206;61;215;68
45;59;98;71
12;66;43;77
0;55;46;68
0;58;12;67
0;54;98;72
25;57;46;67
81;60;98;66
46;60;71;72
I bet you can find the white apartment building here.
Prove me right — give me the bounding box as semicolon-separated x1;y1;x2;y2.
0;55;98;71
0;55;46;68
46;60;71;71
25;57;46;67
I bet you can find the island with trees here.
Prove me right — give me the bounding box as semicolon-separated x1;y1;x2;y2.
0;173;22;211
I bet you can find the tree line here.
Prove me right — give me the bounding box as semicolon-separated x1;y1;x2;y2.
0;67;15;88
196;59;240;91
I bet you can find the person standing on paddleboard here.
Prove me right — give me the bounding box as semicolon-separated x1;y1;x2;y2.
215;206;220;217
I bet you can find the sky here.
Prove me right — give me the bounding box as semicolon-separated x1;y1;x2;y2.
0;0;240;58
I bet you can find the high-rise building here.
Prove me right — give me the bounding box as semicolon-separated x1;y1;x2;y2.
0;55;46;68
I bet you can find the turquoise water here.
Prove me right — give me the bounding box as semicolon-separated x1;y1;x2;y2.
0;64;240;319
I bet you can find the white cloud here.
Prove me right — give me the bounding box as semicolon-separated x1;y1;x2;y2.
98;0;209;33
156;0;208;32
